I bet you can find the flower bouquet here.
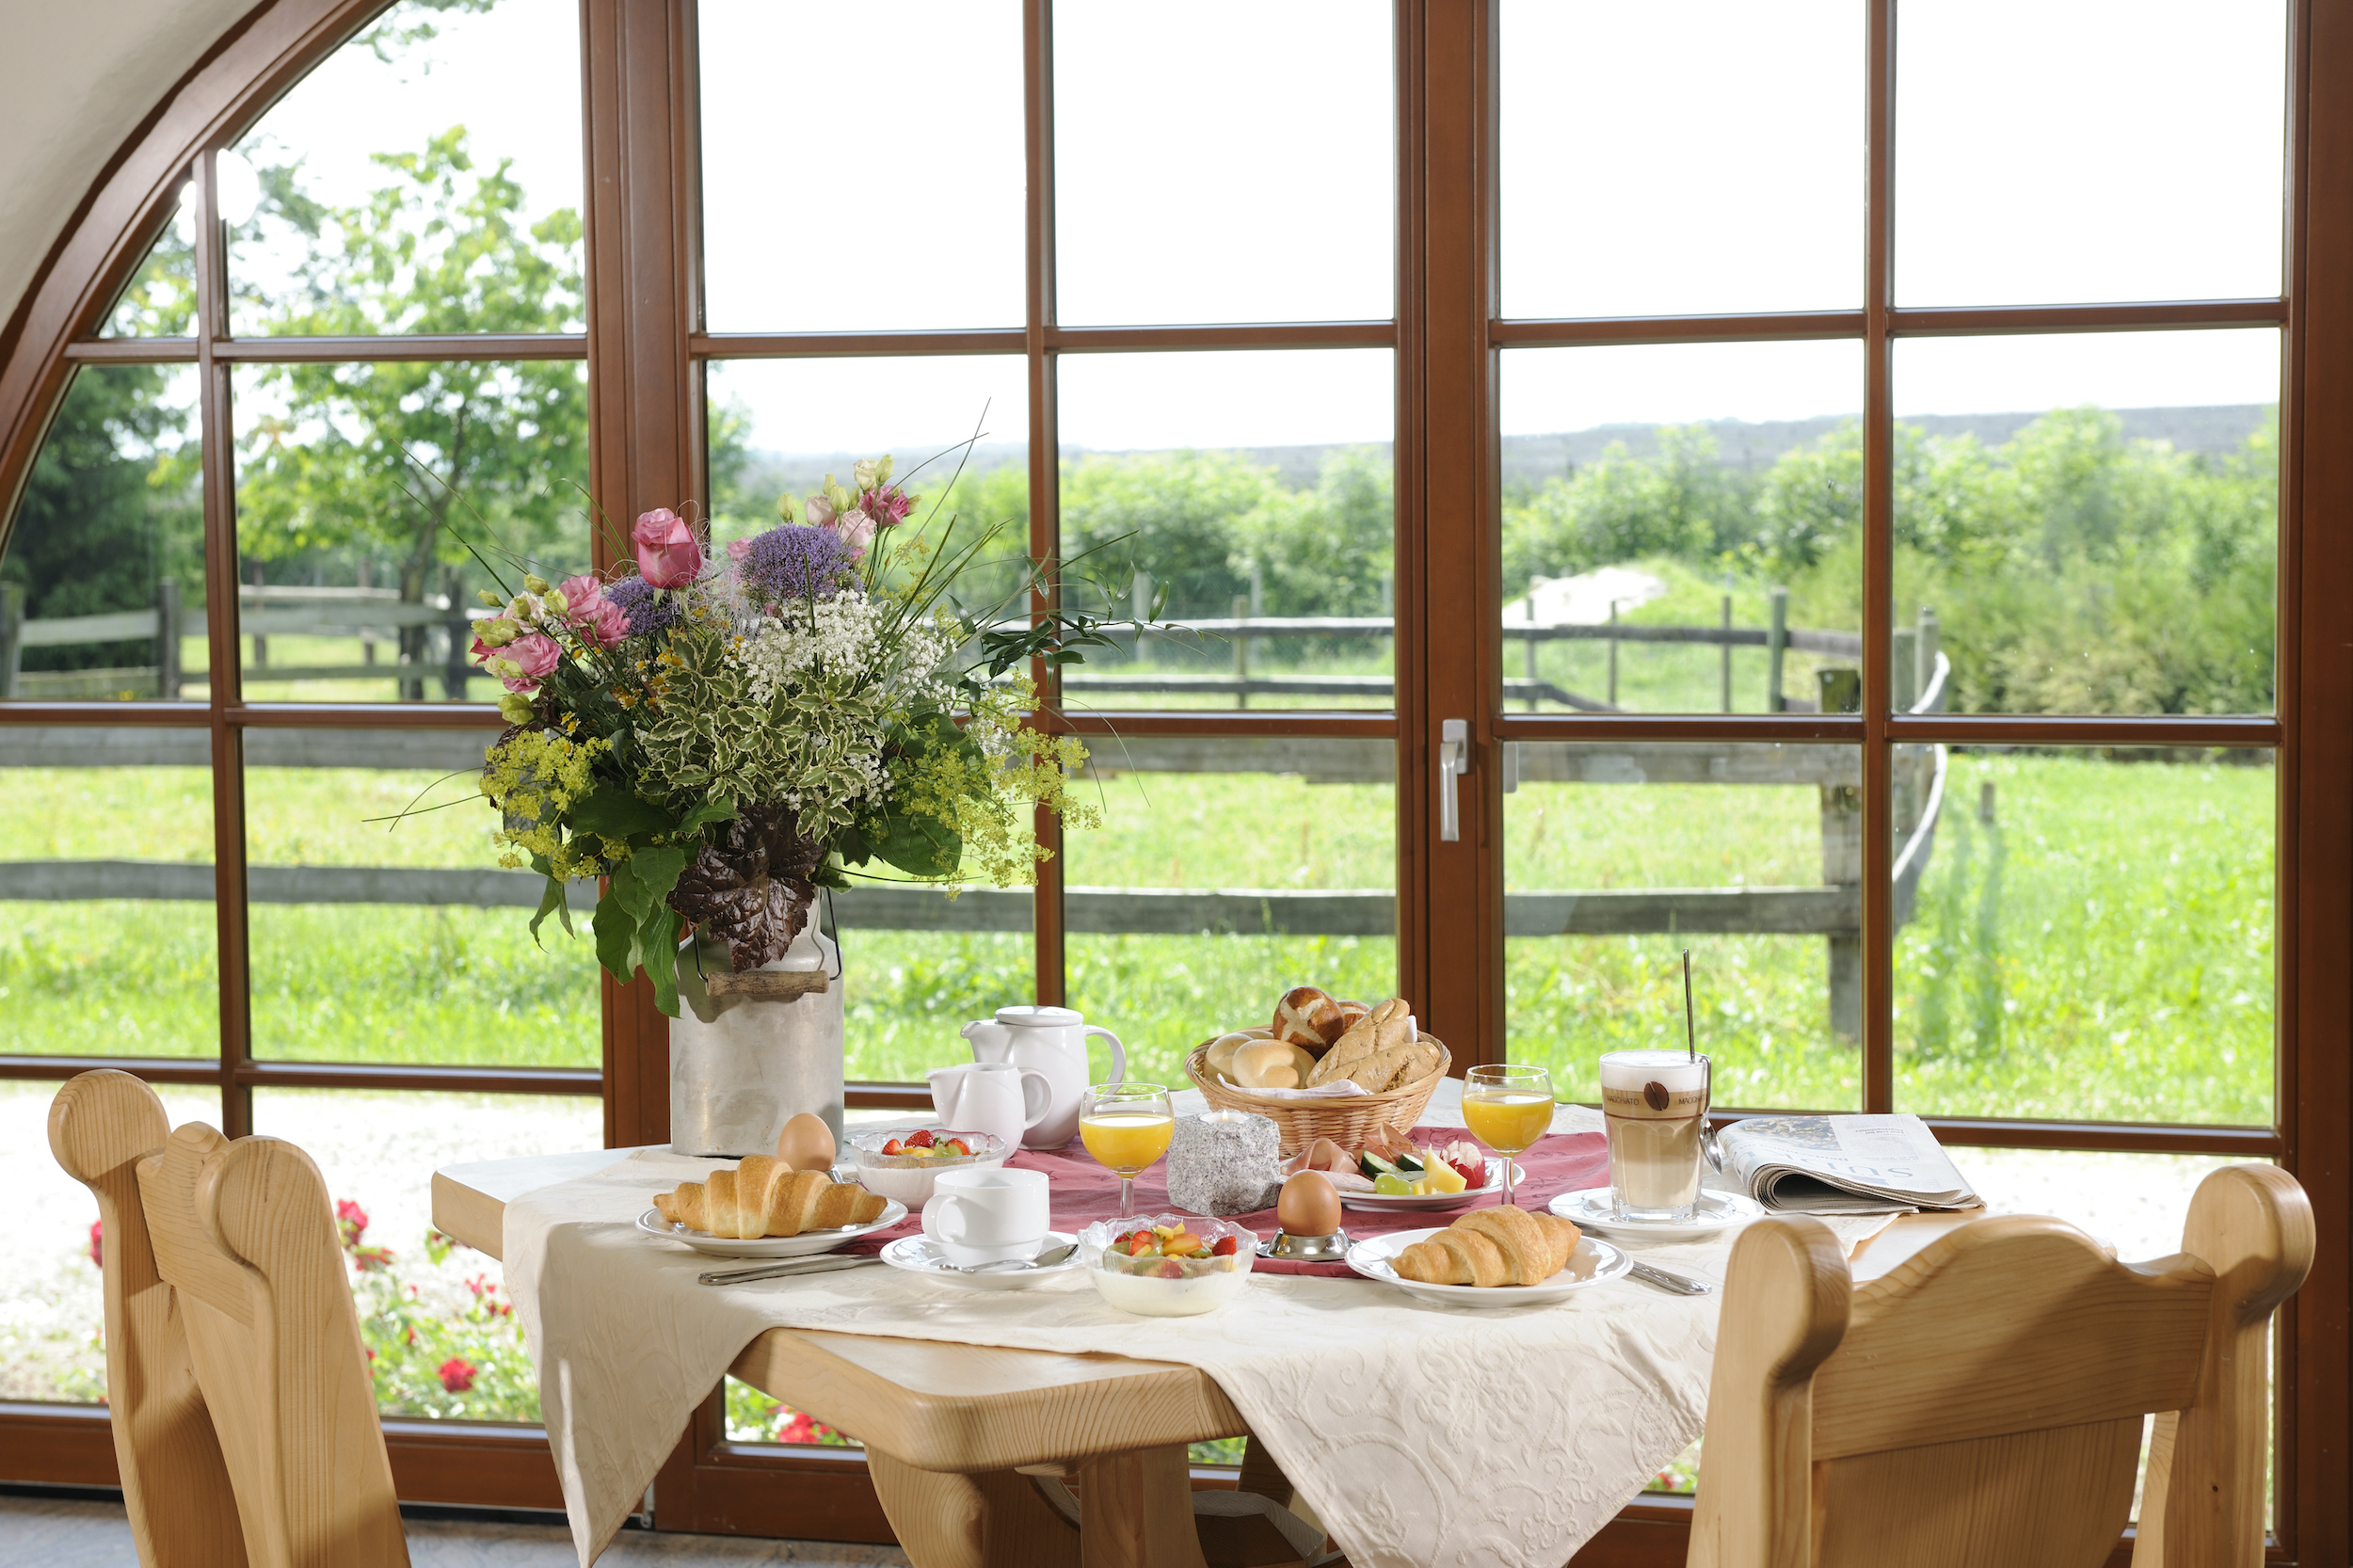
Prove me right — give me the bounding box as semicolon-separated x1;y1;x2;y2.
468;455;1100;1016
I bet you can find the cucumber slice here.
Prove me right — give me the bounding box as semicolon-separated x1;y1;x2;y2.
1393;1151;1425;1174
1360;1151;1399;1178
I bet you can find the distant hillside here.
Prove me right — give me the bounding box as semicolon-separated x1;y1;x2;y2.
732;405;2274;500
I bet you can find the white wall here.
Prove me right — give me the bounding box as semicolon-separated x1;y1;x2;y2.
0;0;256;335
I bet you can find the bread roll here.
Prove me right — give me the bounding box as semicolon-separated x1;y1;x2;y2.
1205;1032;1259;1080
1272;986;1347;1049
1233;1040;1303;1090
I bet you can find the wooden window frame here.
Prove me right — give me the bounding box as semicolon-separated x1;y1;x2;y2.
0;1;2343;1560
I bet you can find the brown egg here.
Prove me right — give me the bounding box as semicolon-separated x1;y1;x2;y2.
775;1112;837;1172
1277;1170;1342;1238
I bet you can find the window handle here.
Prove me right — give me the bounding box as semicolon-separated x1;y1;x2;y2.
1439;719;1468;841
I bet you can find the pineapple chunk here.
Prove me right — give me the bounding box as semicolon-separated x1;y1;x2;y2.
1422;1158;1468;1194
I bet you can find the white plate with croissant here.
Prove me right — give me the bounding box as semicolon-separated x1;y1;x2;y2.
1345;1208;1629;1306
641;1154;907;1257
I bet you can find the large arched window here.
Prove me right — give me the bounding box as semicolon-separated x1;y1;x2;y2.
1;2;2345;1560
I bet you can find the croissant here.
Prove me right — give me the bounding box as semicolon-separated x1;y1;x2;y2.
653;1155;888;1240
1393;1206;1581;1288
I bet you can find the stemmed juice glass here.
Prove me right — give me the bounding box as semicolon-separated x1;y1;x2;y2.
1079;1082;1175;1220
1462;1064;1555;1208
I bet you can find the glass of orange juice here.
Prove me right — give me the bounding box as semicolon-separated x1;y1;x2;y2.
1079;1082;1176;1219
1462;1064;1554;1208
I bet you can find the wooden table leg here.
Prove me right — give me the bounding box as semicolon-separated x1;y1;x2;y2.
868;1449;1080;1568
1071;1444;1210;1568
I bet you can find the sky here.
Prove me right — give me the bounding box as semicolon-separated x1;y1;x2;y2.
213;0;2289;452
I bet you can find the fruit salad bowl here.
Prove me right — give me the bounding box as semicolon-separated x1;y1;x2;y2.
846;1128;1009;1207
1080;1213;1257;1318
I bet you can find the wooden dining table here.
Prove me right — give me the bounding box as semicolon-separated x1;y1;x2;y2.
431;1136;1968;1568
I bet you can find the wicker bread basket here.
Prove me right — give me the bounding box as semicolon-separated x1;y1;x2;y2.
1185;1034;1452;1156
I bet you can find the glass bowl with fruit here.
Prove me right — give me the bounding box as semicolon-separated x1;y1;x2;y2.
846;1128;1010;1207
1080;1213;1257;1318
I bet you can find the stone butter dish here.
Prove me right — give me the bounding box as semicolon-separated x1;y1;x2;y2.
1165;1110;1285;1216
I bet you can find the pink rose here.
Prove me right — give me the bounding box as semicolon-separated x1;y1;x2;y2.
580;597;629;648
864;486;916;527
632;508;704;588
831;507;878;557
557;573;606;616
803;493;836;530
501;632;562;693
726;537;753;562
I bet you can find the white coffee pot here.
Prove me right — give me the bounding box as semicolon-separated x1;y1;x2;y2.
960;1005;1127;1149
925;1061;1051;1155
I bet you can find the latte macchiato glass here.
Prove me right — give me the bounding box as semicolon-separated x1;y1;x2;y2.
1599;1048;1711;1222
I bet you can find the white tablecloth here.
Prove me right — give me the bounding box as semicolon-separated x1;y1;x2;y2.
503;1093;1897;1568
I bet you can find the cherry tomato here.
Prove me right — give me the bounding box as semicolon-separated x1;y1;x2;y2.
904;1128;936;1149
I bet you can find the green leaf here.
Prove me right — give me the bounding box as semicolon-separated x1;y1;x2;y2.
677;794;739;836
639;906;681;1016
865;810;962;878
569;780;675;841
632;844;690;907
528;874;567;947
592;889;636;981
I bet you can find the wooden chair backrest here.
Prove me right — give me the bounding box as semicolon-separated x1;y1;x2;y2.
47;1069;248;1568
1688;1164;2313;1568
135;1116;410;1568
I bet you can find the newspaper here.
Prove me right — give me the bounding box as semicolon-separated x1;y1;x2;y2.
1716;1114;1977;1213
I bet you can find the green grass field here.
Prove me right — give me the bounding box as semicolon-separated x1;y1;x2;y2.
0;752;2273;1123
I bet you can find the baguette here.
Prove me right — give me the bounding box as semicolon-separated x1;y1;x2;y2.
654;1155;888;1239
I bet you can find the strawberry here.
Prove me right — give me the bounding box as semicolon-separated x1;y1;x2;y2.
881;1138;904;1157
904;1129;936;1149
1153;1259;1186;1279
1210;1235;1241;1256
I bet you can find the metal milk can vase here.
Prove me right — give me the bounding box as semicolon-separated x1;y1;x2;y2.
669;921;843;1157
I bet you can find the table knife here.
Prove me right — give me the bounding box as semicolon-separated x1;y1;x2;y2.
698;1255;885;1287
1626;1260;1716;1296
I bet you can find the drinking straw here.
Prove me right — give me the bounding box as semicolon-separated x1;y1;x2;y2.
1682;949;1696;1063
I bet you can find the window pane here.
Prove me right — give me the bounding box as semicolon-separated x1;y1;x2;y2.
1054;1;1393;326
228;0;584;337
1498;341;1862;715
100;216;196;338
4;1080;223;1404
1063;737;1397;1087
4;365;204;703
0;743;217;1058
1896;0;2286;306
1895;747;2273;1126
244;739;600;1069
251;1088;600;1420
1892;329;2278;716
232;360;590;703
1504;743;1863;1112
1054;349;1394;712
700;1;1024;332
1499;0;1861;319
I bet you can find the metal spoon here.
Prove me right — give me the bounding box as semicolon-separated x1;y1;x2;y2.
1626;1259;1716;1296
941;1240;1079;1275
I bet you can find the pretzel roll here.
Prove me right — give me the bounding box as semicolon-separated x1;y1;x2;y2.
1272;985;1348;1050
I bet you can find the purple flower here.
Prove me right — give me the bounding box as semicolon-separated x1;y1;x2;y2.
606;575;681;637
736;524;855;600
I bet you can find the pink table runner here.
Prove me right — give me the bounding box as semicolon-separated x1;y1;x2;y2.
843;1127;1610;1276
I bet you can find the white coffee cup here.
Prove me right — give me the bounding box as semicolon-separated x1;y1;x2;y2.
920;1165;1050;1268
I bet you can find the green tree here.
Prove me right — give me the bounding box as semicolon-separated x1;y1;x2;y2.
1243;445;1393;617
1502;425;1749;593
234;129;587;696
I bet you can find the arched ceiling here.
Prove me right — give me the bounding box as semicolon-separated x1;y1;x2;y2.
0;0;258;338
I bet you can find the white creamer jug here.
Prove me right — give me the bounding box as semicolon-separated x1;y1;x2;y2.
960;1005;1127;1149
925;1061;1051;1155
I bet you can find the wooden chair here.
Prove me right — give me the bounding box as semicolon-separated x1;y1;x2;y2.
1688;1164;2313;1568
50;1068;410;1568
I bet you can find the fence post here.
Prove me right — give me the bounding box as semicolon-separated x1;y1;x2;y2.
1916;603;1941;708
154;579;182;700
1607;600;1620;709
1891;627;1918;715
0;582;22;698
1766;585;1787;712
1720;594;1733;712
248;562;266;667
441;566;470;700
1522;602;1537;710
1232;594;1250;711
1819;744;1864;1042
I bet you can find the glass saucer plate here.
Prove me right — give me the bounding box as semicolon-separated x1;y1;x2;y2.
879;1231;1082;1291
1547;1187;1762;1238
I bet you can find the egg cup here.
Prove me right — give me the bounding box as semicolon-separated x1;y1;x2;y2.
1257;1227;1352;1262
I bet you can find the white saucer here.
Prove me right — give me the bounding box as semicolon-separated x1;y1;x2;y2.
879;1231;1082;1291
1337;1160;1525;1213
1345;1228;1630;1306
1548;1187;1763;1238
636;1200;907;1258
